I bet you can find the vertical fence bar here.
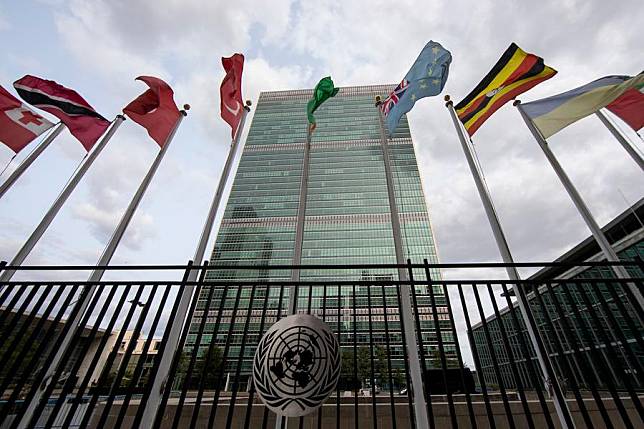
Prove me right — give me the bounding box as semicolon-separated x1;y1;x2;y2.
316;283;327;429
484;282;535;429
152;263;202;429
407;261;434;428
422;261;457;428
471;283;516;429
352;284;359;429
133;262;194;428
207;279;244;428
191;280;229;427
381;283;397;429
457;283;495;428
441;280;476;428
396;280;415;426
114;282;175;429
244;283;271;429
496;280;555;429
366;282;378;429
170;262;211;429
226;282;259;428
336;284;342;429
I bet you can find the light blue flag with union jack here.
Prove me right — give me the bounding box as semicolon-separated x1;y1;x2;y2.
381;41;452;135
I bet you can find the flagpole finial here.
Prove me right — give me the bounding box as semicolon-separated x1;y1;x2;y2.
375;95;382;106
181;104;190;116
444;94;453;107
245;100;252;106
513;99;521;106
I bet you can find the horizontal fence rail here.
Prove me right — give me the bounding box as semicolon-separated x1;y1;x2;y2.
0;260;642;428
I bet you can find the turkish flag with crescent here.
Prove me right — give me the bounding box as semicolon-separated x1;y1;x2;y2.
123;76;181;147
0;84;54;153
220;53;244;139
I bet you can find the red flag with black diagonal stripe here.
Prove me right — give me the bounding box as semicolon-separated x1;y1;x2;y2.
13;75;110;151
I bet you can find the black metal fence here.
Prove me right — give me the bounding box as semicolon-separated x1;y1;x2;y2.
0;260;642;428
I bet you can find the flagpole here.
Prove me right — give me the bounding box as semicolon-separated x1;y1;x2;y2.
272;121;312;429
289;123;312;312
375;98;430;429
515;100;644;310
445;96;575;428
0;122;65;199
88;107;187;283
139;103;250;428
595;109;644;171
0;115;125;283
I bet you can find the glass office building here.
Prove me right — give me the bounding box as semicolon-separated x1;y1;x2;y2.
186;84;453;386
470;200;644;391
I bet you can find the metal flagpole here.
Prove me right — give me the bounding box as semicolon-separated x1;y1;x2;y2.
445;96;575;428
375;98;430;429
87;108;187;282
0;115;125;283
139;103;250;427
0;122;66;199
595;109;644;171
516;100;644;310
274;122;312;429
289;124;313;313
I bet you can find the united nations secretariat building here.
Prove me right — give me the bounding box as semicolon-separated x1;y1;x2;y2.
187;84;454;389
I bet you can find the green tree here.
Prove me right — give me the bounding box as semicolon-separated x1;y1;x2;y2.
374;345;389;385
393;368;405;389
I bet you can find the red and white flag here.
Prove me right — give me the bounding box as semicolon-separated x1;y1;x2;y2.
0;85;54;153
220;53;244;138
14;75;110;151
123;76;181;147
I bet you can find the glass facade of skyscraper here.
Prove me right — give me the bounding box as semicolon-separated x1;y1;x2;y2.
186;84;453;387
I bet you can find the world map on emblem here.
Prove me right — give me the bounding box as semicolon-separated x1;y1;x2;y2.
252;314;341;417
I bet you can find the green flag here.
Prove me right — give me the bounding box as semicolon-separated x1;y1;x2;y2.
307;76;339;130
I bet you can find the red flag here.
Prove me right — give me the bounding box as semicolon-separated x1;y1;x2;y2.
13;75;110;151
0;85;54;153
606;85;644;131
220;53;244;138
123;76;181;147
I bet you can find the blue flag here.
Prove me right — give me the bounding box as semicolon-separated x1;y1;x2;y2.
382;41;452;135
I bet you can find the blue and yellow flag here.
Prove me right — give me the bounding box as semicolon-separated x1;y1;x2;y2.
381;41;451;135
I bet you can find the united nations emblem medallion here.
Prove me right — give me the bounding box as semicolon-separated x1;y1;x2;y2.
252;314;341;417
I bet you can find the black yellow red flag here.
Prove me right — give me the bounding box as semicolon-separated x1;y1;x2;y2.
455;43;556;135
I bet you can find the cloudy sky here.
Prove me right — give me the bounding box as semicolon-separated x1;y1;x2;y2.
1;1;642;363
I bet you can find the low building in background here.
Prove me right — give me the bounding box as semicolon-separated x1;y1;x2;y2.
470;198;644;391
